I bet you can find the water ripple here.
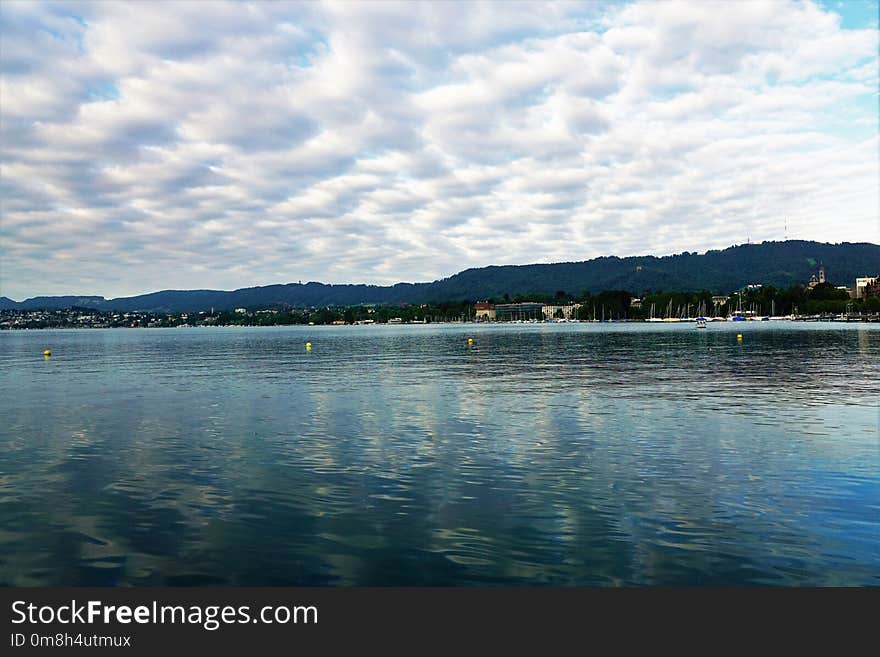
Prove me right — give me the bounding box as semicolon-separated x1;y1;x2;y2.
1;323;878;585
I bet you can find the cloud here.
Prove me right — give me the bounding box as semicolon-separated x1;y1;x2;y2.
1;0;877;298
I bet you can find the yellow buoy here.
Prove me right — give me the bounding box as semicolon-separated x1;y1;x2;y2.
467;338;473;345
43;349;51;357
737;334;742;341
305;342;312;350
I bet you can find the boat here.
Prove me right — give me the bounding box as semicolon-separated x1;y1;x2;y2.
647;302;664;322
695;316;707;328
660;299;681;321
728;293;746;321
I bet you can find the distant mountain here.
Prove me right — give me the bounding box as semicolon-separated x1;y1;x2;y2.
0;295;106;310
3;240;878;312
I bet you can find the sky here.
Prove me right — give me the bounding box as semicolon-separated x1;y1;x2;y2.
1;0;878;300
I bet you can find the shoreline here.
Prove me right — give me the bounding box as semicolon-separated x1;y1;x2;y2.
4;317;880;331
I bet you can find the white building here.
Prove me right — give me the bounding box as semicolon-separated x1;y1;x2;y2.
474;302;496;321
855;277;877;299
541;303;581;320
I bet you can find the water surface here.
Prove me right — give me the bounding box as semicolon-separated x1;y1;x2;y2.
1;322;878;585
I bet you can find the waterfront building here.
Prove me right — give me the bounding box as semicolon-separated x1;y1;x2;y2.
541;303;582;320
474;302;496;321
854;276;878;298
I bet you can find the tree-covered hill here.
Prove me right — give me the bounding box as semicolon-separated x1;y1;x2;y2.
3;240;877;312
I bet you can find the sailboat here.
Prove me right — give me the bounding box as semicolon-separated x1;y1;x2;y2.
729;294;746;321
769;299;785;321
695;300;707;328
662;298;681;322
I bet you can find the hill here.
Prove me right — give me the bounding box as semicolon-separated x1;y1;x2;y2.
2;240;877;312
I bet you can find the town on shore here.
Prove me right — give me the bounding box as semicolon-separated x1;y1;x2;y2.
2;266;878;330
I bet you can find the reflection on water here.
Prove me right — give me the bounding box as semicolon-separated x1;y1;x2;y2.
1;323;878;586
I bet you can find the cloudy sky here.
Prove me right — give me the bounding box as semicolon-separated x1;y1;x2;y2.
1;0;877;299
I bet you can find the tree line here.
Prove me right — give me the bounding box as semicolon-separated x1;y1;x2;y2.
3;282;875;329
484;282;874;320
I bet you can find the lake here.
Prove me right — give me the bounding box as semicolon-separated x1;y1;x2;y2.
1;322;878;586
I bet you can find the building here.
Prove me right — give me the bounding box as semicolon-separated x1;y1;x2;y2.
807;262;826;288
541;303;582;320
863;277;880;298
630;298;642;310
474;301;496;321
494;302;543;321
854;276;878;299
